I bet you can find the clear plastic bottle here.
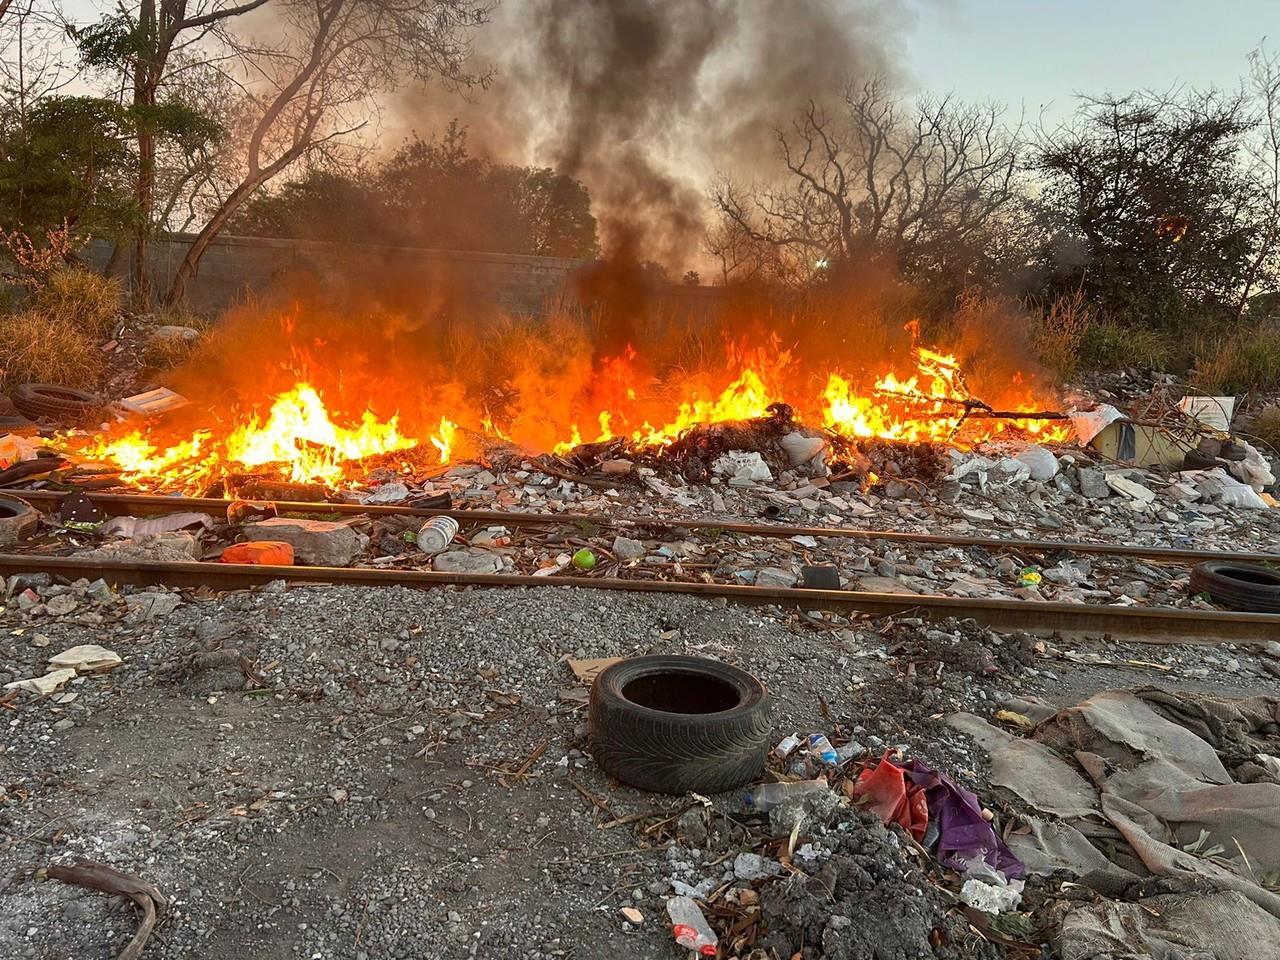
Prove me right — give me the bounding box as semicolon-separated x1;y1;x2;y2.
807;733;839;765
743;779;829;811
416;515;459;554
666;896;718;956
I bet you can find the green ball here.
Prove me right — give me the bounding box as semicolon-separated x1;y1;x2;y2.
572;548;597;571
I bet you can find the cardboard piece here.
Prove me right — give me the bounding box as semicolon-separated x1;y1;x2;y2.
1177;396;1235;431
566;657;623;684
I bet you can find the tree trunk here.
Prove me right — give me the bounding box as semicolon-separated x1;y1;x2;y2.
164;175;266;306
133;126;155;309
131;0;159;311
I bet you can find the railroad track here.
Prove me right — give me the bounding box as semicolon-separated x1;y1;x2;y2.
5;488;1277;646
0;553;1274;645
12;488;1280;565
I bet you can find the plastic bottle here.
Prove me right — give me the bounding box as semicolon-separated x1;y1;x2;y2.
807;733;839;765
743;779;829;811
666;896;718;956
416;516;459;554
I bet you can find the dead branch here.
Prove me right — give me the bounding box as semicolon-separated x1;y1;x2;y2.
45;859;167;960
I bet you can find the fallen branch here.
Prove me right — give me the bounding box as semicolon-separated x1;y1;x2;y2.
531;457;618;491
45;859;167;960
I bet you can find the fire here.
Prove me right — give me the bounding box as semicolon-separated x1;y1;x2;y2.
73;383;449;492
61;321;1071;493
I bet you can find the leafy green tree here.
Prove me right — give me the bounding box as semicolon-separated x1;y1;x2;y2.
1035;90;1269;328
0;96;139;240
231;122;598;259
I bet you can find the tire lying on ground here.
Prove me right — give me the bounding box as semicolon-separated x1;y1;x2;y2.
11;383;100;423
589;655;772;795
0;493;39;545
1190;560;1280;613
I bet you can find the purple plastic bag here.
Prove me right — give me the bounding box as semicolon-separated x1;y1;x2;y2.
904;759;1025;880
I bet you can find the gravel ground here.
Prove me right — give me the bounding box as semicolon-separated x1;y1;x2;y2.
1;579;1277;960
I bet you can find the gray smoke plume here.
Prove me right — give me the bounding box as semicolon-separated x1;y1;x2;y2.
391;0;910;268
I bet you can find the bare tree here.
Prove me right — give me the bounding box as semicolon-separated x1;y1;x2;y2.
1239;42;1280;319
164;0;491;304
712;77;1022;285
0;0;73;130
73;0;280;305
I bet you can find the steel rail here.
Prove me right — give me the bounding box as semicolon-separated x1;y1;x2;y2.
12;488;1280;566
0;553;1275;646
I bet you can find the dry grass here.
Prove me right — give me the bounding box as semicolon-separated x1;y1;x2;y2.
0;310;107;390
143;329;210;371
1031;289;1091;379
31;267;123;338
1193;325;1280;394
1078;321;1175;371
1247;405;1280;454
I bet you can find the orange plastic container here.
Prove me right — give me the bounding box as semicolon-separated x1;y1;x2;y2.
220;541;294;565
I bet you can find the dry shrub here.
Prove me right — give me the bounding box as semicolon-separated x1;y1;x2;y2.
31;267;123;338
1193;325;1280;394
0;310;107;389
1078;321;1174;371
1247;405;1280;454
143;327;212;371
1031;289;1091;379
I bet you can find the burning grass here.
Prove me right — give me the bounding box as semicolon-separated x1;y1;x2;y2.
55;273;1074;494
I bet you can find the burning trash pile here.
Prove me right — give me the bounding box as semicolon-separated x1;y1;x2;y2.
32;291;1075;499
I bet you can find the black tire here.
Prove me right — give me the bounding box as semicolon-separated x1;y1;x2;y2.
11;383;100;422
0;493;38;545
1190;560;1280;613
589;655;772;795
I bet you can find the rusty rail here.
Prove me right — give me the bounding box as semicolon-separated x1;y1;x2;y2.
11;489;1279;565
0;553;1276;646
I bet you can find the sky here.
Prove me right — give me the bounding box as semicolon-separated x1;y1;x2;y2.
902;0;1276;124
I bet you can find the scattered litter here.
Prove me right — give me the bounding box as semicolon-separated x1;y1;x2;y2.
960;876;1024;913
666;896;717;956
220;541;294;565
566;657;622;684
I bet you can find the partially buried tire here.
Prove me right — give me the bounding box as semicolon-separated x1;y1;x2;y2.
589;655;772;795
11;383;100;423
0;493;38;545
1190;560;1280;613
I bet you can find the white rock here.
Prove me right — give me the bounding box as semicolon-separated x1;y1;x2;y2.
432;549;502;575
48;644;121;674
3;668;76;696
1104;474;1156;505
612;536;645;561
243;517;368;565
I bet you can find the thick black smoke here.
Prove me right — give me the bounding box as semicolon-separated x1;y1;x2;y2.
392;0;909;269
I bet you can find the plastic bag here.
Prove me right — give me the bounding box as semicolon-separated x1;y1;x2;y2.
1015;446;1059;482
1194;468;1268;509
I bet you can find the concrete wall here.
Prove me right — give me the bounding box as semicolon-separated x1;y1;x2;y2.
84;234;592;317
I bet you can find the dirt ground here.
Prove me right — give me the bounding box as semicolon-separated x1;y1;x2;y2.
0;580;1275;960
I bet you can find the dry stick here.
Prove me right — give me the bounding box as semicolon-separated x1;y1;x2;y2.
45;859;167;960
530;457;618;491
